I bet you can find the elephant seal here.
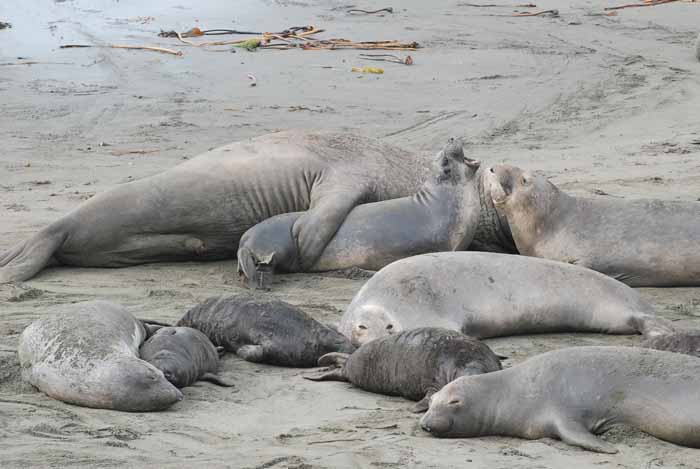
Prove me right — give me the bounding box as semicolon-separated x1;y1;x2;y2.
177;294;355;367
696;32;700;61
0;130;515;284
237;138;482;289
305;327;502;412
139;326;234;388
18;301;183;411
485;164;700;287
421;346;700;453
642;330;700;358
339;252;672;346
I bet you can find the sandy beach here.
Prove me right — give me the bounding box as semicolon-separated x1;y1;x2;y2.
1;0;700;467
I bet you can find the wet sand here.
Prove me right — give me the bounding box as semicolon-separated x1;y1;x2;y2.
1;0;700;467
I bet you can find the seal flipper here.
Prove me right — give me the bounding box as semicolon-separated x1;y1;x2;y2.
631;314;675;338
199;372;235;387
317;352;350;367
411;388;437;414
237;248;274;290
0;225;66;283
553;419;618;454
303;368;347;382
236;345;265;363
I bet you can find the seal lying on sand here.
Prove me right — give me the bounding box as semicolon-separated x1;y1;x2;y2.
177;294;355;367
18;301;183;411
642;330;700;358
0;130;515;284
140;327;234;388
421;346;700;453
485;164;700;287
237;138;481;289
306;328;502;412
339;252;672;346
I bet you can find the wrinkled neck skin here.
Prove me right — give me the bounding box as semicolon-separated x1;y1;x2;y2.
474;170;517;253
461;374;524;438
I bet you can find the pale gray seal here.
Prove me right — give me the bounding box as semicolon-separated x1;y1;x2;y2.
18;301;183;411
0;130;515;284
421;346;700;453
339;252;672;346
139;326;234;388
177;294;355;367
305;327;502;412
485;164;700;286
236;138;481;289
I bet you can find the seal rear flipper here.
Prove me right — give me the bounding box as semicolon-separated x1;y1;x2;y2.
633;314;675;338
303;368;347;382
0;226;67;283
317;352;351;367
236;345;265;363
199;372;235;387
553;419;618;454
237;248;274;290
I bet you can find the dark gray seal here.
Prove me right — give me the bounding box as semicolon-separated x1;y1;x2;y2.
339;252;672;346
176;294;355;367
237;138;481;289
139;326;234;388
0;130;515;284
18;301;183;411
421;346;700;453
306;327;502;412
642;330;700;358
485;164;700;286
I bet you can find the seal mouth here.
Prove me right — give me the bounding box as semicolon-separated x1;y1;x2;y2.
486;167;510;205
464;157;481;169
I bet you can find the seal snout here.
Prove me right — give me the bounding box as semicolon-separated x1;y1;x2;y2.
420;411;453;437
174;387;184;402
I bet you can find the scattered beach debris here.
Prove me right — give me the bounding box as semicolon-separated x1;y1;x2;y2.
0;21;11;30
359;53;413;65
458;3;536;7
60;44;182;56
351;66;384;74
605;0;680;10
234;38;261;51
513;9;559;16
110;149;160;156
347;7;394;14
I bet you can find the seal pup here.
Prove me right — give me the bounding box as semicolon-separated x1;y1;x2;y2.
306;328;502;412
641;330;700;358
177;294;355;367
140;326;234;388
18;301;183;411
421;346;700;453
339;252;672;346
237;138;482;289
485;164;700;287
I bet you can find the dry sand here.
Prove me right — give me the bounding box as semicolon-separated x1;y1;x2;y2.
1;0;700;467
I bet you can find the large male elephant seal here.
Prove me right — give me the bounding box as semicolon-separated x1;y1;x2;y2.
18;301;183;411
177;294;356;367
306;327;502;412
237;138;482;289
485;164;700;287
0;130;515;284
421;346;700;453
139;326;234;388
339;252;672;346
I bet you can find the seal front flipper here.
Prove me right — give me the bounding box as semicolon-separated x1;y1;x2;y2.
0;224;66;283
411;388;438;414
199;372;235;387
553;419;618;454
236;345;265;363
303;368;347;382
237;248;274;290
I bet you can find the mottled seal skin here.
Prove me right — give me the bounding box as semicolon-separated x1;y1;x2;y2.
18;301;183;411
339;252;672;346
237;138;482;289
306;328;502;412
485;164;700;287
139;327;234;388
177;294;355;367
642;330;700;358
421;346;700;453
0;130;515;284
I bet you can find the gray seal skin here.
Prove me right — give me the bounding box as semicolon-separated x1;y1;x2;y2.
339;252;672;346
176;294;356;367
0;130;515;284
17;301;183;411
485;164;700;287
236;138;482;289
421;346;700;453
305;327;502;413
139;327;234;388
696;32;700;61
642;330;700;358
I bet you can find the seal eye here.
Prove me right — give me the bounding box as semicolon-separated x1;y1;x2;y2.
358;325;368;330
521;176;528;185
386;324;394;330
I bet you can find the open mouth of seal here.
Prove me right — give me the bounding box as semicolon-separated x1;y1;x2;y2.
487;167;511;205
464;157;481;169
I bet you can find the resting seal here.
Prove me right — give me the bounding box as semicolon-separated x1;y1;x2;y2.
421;346;700;453
306;327;502;412
237;138;481;289
642;330;700;358
18;301;183;411
139;326;234;388
0;130;515;284
339;252;672;346
485;164;700;286
177;294;355;367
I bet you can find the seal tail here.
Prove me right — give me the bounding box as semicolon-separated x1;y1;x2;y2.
0;224;67;283
633;314;676;338
317;352;350;367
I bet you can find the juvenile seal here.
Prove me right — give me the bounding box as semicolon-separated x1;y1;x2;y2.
306;327;502;412
0;130;515;284
421;346;700;453
237;138;482;289
641;330;700;358
139;326;234;388
339;252;672;346
485;164;700;287
177;294;355;367
18;301;183;411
